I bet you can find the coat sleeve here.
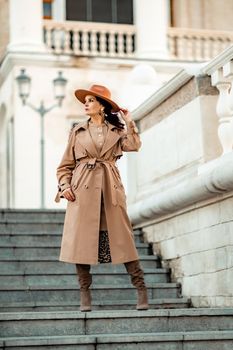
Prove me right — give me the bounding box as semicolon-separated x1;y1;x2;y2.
54;129;76;202
120;120;142;152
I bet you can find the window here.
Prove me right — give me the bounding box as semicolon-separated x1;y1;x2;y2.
43;0;53;19
66;0;133;24
117;0;133;24
92;0;112;23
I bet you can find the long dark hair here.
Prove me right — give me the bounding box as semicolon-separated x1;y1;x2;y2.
96;96;125;130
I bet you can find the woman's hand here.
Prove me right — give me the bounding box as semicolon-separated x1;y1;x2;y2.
62;187;75;201
119;108;132;123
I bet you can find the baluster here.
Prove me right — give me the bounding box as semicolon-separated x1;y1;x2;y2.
99;31;106;56
221;39;229;53
54;29;61;54
186;36;193;61
125;33;132;56
64;28;72;54
108;31;115;57
168;34;176;59
73;30;80;55
82;30;89;55
45;27;52;51
179;36;186;60
176;36;184;60
224;63;233;144
118;32;124;57
195;36;202;61
60;29;66;53
90;30;98;56
212;39;221;57
203;38;211;60
215;82;233;154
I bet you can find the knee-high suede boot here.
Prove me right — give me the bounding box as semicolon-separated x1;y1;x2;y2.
76;264;92;312
124;260;149;310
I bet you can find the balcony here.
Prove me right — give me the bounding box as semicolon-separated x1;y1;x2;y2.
43;20;136;58
43;20;233;61
167;27;233;61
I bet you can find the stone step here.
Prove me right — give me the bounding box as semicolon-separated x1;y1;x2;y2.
0;283;181;303
0;228;144;243
0;268;170;286
0;235;149;249
0;222;64;234
0;298;191;312
1;309;233;338
0;244;152;257
0;226;142;235
0;209;65;223
1;331;233;350
0;255;161;269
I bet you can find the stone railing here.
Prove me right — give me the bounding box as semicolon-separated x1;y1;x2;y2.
43;20;136;58
167;27;233;61
201;45;233;155
128;45;233;308
43;20;233;61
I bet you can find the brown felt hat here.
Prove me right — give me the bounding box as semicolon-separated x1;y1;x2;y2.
74;84;120;112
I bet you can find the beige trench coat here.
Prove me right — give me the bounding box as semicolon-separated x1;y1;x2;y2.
55;119;141;265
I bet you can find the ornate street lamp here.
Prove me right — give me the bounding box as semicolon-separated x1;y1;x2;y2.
16;68;67;208
15;69;31;105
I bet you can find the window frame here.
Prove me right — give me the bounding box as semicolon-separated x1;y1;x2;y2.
43;0;53;20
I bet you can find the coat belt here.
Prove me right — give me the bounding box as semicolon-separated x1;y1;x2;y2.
78;158;118;205
78;157;116;169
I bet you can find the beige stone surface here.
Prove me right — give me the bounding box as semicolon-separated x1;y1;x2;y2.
143;195;233;307
137;97;205;197
171;0;233;31
0;0;9;59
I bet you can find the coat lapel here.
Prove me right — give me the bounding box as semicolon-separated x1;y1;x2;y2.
74;121;98;158
100;123;122;157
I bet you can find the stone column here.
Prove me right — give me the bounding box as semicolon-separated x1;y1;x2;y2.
134;0;169;59
8;0;45;52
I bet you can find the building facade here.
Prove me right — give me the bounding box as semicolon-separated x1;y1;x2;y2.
1;0;233;306
1;0;233;209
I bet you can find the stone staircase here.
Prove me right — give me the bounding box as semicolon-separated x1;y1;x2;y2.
0;209;233;349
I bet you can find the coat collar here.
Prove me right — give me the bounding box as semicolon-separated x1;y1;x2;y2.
73;119;122;157
73;119;116;132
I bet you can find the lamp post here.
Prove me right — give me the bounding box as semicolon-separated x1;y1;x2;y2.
16;68;67;208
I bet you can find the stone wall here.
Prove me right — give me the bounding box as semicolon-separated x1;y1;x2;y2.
143;194;233;307
129;76;220;205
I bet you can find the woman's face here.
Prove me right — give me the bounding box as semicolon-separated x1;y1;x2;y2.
84;95;102;116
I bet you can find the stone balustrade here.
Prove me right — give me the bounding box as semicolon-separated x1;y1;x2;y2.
43;20;136;58
201;45;233;155
167;27;233;61
43;20;233;61
127;44;233;308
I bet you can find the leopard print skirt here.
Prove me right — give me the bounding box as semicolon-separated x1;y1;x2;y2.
98;230;112;263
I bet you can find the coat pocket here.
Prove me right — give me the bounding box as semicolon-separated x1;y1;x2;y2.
71;163;86;191
115;186;127;208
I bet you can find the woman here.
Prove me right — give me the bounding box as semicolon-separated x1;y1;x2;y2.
55;84;148;312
